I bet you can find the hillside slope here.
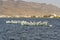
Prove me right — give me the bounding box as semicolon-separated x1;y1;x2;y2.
0;0;60;16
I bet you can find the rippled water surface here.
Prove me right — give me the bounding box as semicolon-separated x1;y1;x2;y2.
0;18;60;40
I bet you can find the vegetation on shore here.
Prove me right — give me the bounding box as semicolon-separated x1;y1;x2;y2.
0;14;60;18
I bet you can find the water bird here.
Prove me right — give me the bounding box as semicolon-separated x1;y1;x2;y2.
6;20;52;27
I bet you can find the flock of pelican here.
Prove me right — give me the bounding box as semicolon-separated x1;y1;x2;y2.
6;20;52;27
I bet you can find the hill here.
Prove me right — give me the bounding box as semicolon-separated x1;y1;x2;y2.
0;0;60;17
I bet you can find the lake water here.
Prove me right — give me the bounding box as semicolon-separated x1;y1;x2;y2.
0;18;60;40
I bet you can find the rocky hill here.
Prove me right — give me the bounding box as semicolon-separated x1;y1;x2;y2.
0;0;60;16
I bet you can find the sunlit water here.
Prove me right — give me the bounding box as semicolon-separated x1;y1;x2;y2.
0;18;60;40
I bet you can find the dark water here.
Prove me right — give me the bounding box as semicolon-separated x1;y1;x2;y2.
0;18;60;40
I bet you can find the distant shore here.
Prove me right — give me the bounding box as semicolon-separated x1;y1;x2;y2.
0;14;60;18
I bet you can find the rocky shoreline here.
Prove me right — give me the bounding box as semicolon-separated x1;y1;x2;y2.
0;14;60;18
